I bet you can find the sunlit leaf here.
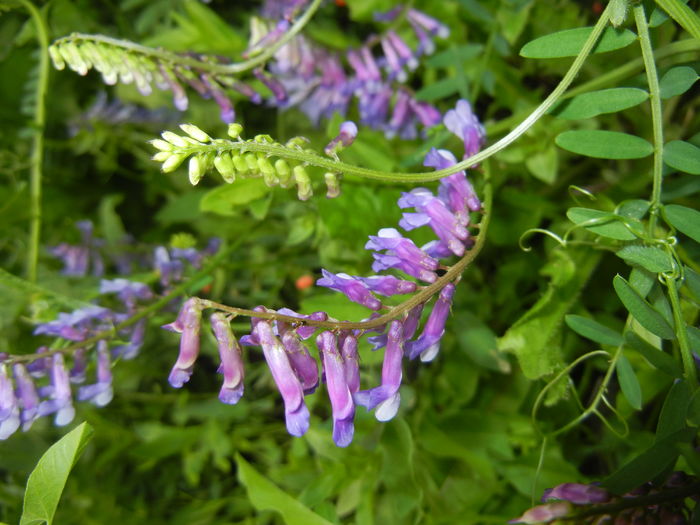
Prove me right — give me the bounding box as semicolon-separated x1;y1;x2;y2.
520;26;636;58
551;88;648;120
556;130;653;159
20;423;94;525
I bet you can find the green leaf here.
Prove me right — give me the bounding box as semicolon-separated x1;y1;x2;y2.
659;66;699;99
624;332;682;377
98;194;127;245
426;43;483;67
664;140;700;175
617;199;651;220
616;245;674;273
551;88;648;120
656;380;691;441
565;315;623;346
519;26;636;58
685;266;700;301
616;353;642;410
566;207;639;240
613;275;676;340
499;250;601;379
664;204;700;243
456;312;511;373
603;428;695;494
525;146;558;184
629;267;656;298
415;76;463;102
20;423;94;525
555;130;653;159
199;179;270;217
653;0;700;41
236;454;333;525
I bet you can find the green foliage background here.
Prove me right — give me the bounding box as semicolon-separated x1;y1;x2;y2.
0;0;699;523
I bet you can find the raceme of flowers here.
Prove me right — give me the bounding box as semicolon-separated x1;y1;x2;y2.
163;99;485;447
48;6;448;139
0;228;220;440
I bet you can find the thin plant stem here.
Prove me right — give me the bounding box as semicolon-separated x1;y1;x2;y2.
19;0;50;283
665;274;698;388
633;3;665;234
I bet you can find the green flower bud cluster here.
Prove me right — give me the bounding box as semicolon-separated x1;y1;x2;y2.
151;123;343;201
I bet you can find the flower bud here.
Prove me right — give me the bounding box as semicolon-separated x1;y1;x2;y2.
275;159;292;187
161;153;188;173
214;152;236;183
293;165;312;200
188;155;206;185
324;172;341;198
232;154;249;175
180;124;211;143
161;131;189;148
227;123;243;139
258;156;278;187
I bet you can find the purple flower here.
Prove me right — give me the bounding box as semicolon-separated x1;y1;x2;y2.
542;483;610;505
38;354;75;426
279;329;319;395
317;270;382;310
366;228;439;283
112;318;146;360
211;313;245;405
443;99;486;161
318;331;354;447
166;298;203;388
340;333;360;394
508;502;571;524
324;121;358;157
407;9;450;38
77;341;113;407
154;247;184;287
398;188;469;256
49;220;104;277
356;275;417;296
100;279;153;309
354;320;403;421
275;308;328;340
34;306;113;342
0;365;19;440
255;318;310;437
425;148;481;216
405;283;456;361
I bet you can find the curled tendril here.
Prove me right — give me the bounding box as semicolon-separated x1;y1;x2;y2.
567;185;597;204
518;228;568;252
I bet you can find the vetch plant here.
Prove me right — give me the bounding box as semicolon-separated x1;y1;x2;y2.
0;0;699;523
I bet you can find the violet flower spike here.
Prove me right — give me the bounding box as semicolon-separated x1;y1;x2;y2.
77;340;114;407
356;274;417;296
211;313;245;405
255;319;309;437
316;270;382;310
405;283;456;362
167;298;203;388
425;148;481;216
354;320;403;421
0;365;20;440
318;331;354;447
366;228;439;283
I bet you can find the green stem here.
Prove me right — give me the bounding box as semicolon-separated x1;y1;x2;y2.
55;0;324;76
633;4;665;234
19;0;50;283
664;274;698;388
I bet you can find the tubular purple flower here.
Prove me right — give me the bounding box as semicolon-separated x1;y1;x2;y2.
211;313;245;405
77;340;113;407
381;36;406;81
253;68;287;102
354;321;404;421
113;318;146;360
318;331;354;447
200;75;236;123
13;364;39;430
542;483;611;505
366;228;438;282
281;331;319;394
255;319;309;437
387;31;418;70
274;308;328;340
356;275;417;296
399;188;468;256
0;365;19;440
167;298;203;388
409;99;442;128
158;65;189;111
340;333;360;394
100;278;153;309
154;246;184;287
38;354;75;426
443;99;486;161
425;148;482;219
405;283;456;361
34;306;112;341
407;9;450;38
317;270;382;310
324;121;358;157
508;502;572;524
